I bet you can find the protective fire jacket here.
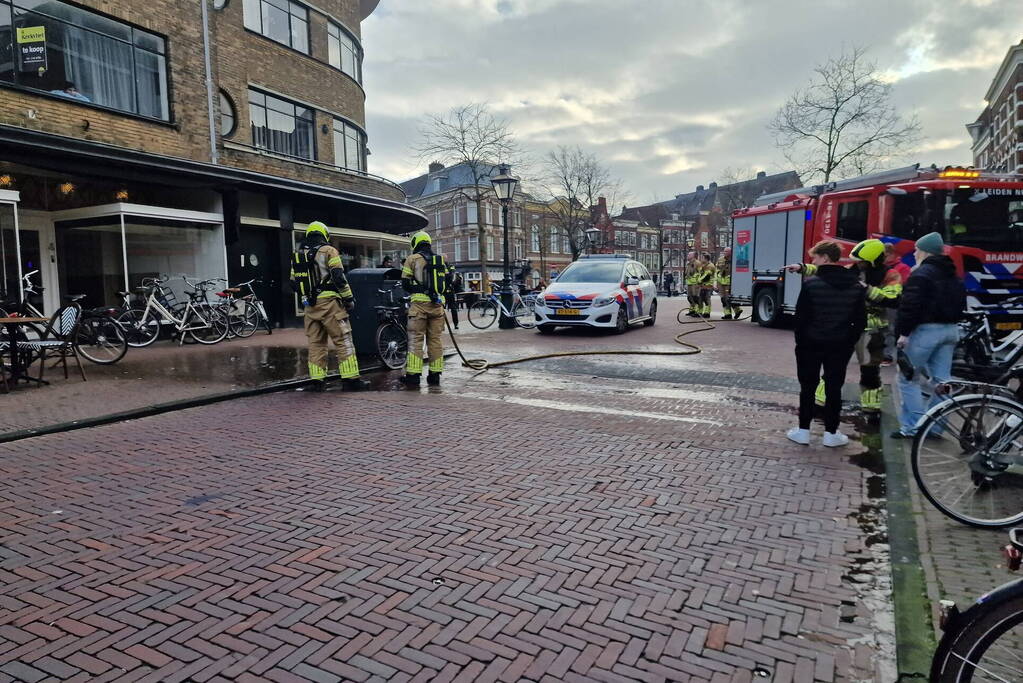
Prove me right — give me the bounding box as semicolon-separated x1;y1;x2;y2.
715;258;731;286
308;242;354;303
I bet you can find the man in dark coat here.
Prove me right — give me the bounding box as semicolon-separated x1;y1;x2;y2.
787;240;866;448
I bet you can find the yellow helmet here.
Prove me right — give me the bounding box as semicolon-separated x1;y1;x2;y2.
306;221;329;239
850;239;885;266
410;230;432;249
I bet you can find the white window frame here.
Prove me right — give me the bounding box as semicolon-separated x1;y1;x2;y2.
468;234;479;260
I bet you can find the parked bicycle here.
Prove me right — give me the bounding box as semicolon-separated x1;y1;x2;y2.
911;368;1023;529
209;279;260;339
467;284;537;330
954;297;1023;382
930;527;1023;681
374;287;409;370
117;276;228;346
235;277;273;335
0;270;127;364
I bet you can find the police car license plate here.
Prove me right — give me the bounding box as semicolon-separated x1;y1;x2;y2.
996;322;1022;330
556;308;580;316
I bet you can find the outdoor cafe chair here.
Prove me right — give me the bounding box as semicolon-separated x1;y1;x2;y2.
11;305;87;383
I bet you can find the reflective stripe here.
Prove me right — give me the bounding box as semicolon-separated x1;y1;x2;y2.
327;256;343;268
429;356;443;373
815;378;826;406
339;355;360;379
406;352;424;374
861;387;882;410
410;293;431;303
402;267;414;277
308;362;327;380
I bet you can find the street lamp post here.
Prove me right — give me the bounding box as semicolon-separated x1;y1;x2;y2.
585;226;601;255
490;164;519;329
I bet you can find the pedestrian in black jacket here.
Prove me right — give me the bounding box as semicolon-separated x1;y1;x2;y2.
788;240;867;447
893;232;966;437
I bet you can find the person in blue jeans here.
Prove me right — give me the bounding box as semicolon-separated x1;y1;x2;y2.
893;232;966;438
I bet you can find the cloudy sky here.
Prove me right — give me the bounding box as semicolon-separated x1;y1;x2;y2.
362;0;1023;204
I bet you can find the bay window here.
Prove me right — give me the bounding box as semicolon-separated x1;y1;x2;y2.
327;21;362;83
249;88;315;160
243;0;309;54
332;118;365;173
0;0;169;119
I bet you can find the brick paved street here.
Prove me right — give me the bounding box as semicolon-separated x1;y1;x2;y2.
1;297;894;681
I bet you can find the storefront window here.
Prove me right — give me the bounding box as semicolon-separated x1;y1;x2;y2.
0;0;169;120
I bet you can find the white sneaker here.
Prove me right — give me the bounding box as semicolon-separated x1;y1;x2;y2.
786;428;810;445
822;431;850;448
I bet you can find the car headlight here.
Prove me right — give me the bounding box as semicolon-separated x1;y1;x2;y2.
593;295;617;307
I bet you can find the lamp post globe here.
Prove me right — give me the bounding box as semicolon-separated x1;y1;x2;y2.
490;164;519;329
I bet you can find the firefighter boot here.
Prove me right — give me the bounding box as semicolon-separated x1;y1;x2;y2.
860;387;882;414
343;377;370;391
401;374;421;387
814;378;826;407
427;372;441;386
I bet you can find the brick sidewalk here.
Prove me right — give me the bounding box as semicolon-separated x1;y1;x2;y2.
0;350;892;681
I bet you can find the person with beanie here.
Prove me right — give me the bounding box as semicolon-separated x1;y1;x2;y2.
892;232;966;438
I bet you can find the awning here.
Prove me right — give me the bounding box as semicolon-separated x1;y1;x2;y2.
0;124;427;233
242;216;407;246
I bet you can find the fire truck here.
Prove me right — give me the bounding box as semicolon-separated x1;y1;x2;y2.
730;164;1023;328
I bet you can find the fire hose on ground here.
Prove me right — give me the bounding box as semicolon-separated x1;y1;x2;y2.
442;303;753;373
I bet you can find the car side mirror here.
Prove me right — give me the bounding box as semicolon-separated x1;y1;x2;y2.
625;276;639;286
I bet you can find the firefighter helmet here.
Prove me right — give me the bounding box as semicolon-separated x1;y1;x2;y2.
850;239;885;266
410;231;432;249
306;221;329;239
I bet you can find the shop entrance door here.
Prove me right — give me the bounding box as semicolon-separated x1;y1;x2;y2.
0;200;48;313
229;225;280;327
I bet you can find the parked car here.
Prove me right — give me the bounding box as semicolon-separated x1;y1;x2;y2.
532;254;657;334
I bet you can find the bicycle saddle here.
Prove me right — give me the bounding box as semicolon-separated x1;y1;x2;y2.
65;294;87;302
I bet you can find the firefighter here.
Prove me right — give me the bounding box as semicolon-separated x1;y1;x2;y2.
697;254;716;318
716;248;739;320
401;230;450;387
684;253;701;317
786;238;902;413
291;221;367;391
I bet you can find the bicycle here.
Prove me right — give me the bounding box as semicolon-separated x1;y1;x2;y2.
374;287;409;370
117;277;228;346
930;527;1023;682
209;279;260;339
954;298;1023;381
467;284;537;330
235;277;273;335
0;270;127;364
911;368;1023;528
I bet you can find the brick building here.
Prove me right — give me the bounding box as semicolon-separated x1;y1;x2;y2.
400;162;573;290
0;0;424;324
616;171;801;285
967;40;1023;174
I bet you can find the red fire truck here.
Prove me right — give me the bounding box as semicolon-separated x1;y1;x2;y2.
730;164;1023;327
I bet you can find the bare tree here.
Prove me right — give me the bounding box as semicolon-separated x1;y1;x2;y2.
414;103;520;291
539;145;626;259
769;47;921;184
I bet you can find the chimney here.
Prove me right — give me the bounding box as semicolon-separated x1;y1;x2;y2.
709;182;717;189
696;185;704;191
756;171;766;179
428;161;445;173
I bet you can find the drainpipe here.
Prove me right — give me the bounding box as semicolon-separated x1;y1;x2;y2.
200;0;219;164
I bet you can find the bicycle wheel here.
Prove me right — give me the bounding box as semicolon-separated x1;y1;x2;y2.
932;592;1023;682
254;300;273;334
117;308;159;347
912;394;1023;528
228;300;259;339
512;299;537;329
187;306;229;344
375;321;407;370
468;300;499;329
76;316;128;364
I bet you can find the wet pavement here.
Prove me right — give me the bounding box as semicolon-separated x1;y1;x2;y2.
0;296;897;682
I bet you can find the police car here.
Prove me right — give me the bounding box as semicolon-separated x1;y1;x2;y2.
533;254;657;334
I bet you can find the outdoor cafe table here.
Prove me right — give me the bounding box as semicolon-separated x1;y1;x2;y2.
0;317;48;387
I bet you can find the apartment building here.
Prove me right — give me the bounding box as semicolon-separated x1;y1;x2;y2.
967;40;1023;174
0;0;424;324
